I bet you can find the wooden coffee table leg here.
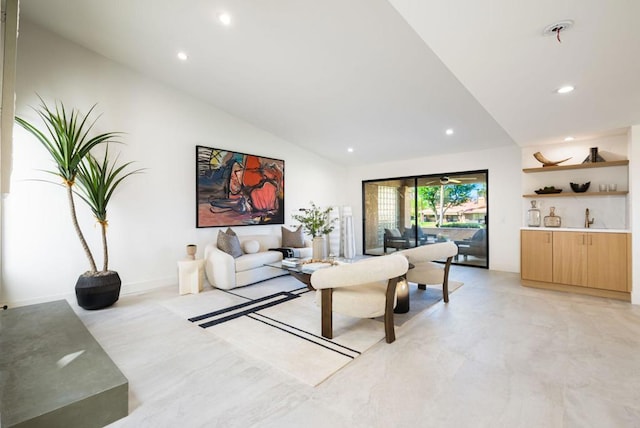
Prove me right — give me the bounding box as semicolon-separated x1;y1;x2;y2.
289;271;314;290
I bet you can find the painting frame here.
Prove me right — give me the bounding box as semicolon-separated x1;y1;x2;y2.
196;145;285;228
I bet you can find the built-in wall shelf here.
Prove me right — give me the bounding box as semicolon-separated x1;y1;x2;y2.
522;160;628;173
523;191;628;198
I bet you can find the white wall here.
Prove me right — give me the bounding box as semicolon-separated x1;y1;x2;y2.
346;145;522;273
1;20;346;306
630;125;639;304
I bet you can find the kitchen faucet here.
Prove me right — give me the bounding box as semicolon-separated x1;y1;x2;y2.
585;208;594;228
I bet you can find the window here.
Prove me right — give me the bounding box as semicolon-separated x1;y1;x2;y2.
363;170;488;268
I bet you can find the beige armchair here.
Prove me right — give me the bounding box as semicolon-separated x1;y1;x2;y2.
398;242;458;302
310;254;409;343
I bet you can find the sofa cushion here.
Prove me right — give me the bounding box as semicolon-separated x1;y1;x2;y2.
235;251;282;272
217;228;243;258
243;240;260;254
405;262;444;285
282;226;305;248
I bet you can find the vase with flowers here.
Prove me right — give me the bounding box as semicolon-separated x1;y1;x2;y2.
292;202;336;260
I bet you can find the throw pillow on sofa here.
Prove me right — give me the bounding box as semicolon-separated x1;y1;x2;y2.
282;225;305;248
243;240;260;254
217;228;243;258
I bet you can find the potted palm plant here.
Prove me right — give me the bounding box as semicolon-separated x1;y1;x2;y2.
292;202;336;260
15;98;140;309
74;147;142;308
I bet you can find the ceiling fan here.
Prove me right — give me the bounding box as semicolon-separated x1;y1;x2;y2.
423;176;476;186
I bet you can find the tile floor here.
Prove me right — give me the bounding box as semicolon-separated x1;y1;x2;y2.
72;266;640;427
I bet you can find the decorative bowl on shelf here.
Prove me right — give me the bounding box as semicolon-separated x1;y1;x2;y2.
534;186;562;194
570;182;590;193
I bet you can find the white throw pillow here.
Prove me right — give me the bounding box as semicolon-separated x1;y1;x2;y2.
243;240;260;254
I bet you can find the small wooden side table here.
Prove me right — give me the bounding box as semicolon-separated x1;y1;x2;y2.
177;259;205;295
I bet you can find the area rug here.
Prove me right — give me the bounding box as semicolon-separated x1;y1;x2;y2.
161;276;462;386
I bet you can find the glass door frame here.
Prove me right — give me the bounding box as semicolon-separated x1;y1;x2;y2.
361;169;489;269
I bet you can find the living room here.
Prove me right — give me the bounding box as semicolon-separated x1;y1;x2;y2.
3;7;639;307
2;1;640;427
1;15;534;307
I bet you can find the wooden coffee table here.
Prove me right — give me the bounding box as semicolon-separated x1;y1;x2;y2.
265;262;314;289
266;259;411;295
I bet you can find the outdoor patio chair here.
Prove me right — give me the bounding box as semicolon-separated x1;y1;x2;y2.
454;228;487;260
383;228;409;253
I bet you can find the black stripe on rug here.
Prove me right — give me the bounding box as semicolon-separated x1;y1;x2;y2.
189;291;300;328
217;285;309;301
250;312;360;358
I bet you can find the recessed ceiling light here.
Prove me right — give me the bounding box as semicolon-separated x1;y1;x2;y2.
177;51;188;61
557;85;574;94
445;128;454;136
347;147;354;153
564;136;575;142
219;13;231;26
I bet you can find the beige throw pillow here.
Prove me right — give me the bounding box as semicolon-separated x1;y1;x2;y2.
217;228;243;258
282;226;305;248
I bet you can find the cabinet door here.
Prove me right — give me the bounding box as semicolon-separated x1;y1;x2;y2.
553;231;588;286
588;233;628;291
521;230;553;282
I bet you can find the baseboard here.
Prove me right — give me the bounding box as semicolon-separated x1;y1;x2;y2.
521;279;631;301
3;276;177;309
120;276;176;296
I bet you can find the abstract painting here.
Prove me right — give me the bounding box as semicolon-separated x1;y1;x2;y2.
196;146;285;227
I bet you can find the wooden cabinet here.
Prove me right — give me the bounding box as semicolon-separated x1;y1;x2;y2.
587;233;628;292
552;231;628;291
520;230;553;282
521;230;630;299
552;231;588;286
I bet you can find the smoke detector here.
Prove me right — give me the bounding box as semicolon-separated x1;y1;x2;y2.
543;20;574;36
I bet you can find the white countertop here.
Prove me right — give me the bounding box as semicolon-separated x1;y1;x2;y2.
521;227;630;233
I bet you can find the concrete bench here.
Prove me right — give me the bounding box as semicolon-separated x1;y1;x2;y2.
0;300;128;427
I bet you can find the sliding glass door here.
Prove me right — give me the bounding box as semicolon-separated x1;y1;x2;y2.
363;170;488;268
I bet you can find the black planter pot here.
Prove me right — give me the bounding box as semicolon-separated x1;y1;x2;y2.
75;271;121;310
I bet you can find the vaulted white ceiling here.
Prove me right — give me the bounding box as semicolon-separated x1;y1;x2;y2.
18;0;640;166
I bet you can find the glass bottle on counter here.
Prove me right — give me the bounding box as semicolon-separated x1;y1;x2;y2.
544;206;561;227
527;200;541;227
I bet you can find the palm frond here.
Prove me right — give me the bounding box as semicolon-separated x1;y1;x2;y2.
75;146;143;272
14;97;126;274
75;146;143;222
16;97;121;185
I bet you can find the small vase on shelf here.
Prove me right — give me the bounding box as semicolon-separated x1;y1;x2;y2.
527;200;541;227
543;207;561;228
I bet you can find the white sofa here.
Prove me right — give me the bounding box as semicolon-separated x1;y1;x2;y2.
204;234;312;290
